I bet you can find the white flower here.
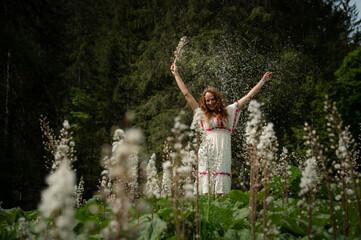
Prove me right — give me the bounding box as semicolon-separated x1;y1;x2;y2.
184;183;194;199
125;128;144;144
63;120;70;130
169;152;177;160
145;154;161;199
258;123;278;168
245;100;262;145
346;189;354;195
73;175;85;208
335;195;341;201
336;130;351;160
182;151;195;165
161;161;172;198
266;152;274;161
163;161;171;169
177;166;192;174
128;153;139;200
17;217;33;240
113;129;126;141
37;160;76;240
179;124;188;131
174;143;182;150
191;108;202;127
39;161;75;218
299;157;318;196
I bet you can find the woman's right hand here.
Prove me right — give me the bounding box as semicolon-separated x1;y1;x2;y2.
170;63;179;76
262;71;273;82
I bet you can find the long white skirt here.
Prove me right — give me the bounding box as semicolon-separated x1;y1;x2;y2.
198;130;232;195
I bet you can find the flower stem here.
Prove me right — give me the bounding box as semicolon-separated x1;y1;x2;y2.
307;192;313;240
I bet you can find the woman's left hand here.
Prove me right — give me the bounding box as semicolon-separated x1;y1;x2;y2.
262;71;273;82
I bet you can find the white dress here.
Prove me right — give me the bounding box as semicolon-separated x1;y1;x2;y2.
197;101;242;195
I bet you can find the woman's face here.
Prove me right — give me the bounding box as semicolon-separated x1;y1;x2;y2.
205;92;216;111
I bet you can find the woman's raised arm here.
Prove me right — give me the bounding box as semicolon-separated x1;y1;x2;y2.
171;63;199;111
238;72;273;108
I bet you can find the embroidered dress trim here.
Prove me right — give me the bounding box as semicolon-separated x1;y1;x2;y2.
199;171;232;177
198;101;239;135
199;114;232;133
206;126;232;133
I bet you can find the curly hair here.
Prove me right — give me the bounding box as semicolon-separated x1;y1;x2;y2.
200;87;229;124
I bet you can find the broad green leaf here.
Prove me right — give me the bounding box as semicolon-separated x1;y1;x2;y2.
157;207;172;221
313;213;330;228
99;219;111;229
233;207;249;220
75;207;89;222
73;220;85;235
228;190;249;204
288;166;301;185
279;217;307;235
138;217;167;240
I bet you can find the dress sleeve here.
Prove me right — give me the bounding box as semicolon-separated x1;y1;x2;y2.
226;101;241;134
192;106;206;132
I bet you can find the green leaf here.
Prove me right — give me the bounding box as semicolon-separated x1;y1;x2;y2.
5;208;27;225
233;207;249;220
288;166;301;185
279;233;299;240
157;207;172;221
228;190;249;204
73;220;85;235
70;111;90;120
224;229;262;240
24;210;40;221
279;217;307;236
0;226;17;240
138;217;167;240
166;235;177;240
75;207;89;222
99;219;111;229
313;213;330;228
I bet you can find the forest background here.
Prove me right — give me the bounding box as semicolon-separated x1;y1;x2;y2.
1;0;360;210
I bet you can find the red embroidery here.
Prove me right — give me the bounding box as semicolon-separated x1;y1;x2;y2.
199;171;232;177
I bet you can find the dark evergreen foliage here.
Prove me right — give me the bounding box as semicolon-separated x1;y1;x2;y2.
0;0;359;209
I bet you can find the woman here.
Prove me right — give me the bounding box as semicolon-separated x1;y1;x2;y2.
170;63;272;195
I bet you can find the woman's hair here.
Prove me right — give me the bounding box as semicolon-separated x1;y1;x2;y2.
200;87;229;124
